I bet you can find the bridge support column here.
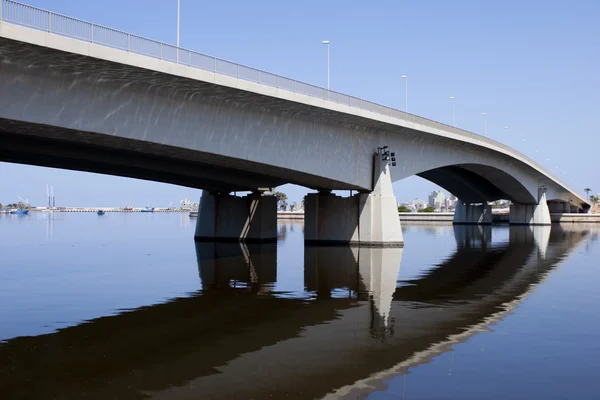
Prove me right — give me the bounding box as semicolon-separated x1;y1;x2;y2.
195;191;277;242
548;202;564;214
304;153;403;247
509;191;551;225
549;201;572;214
453;201;492;225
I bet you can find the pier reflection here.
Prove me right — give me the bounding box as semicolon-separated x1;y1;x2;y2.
0;224;591;400
304;246;402;340
196;242;277;293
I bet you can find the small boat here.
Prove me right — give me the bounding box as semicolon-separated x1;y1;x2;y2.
97;210;105;216
10;209;29;215
140;206;155;213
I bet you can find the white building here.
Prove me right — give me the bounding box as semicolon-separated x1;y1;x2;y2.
408;199;428;211
180;198;199;211
445;194;458;210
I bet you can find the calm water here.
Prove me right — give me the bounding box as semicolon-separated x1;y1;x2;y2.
1;212;600;399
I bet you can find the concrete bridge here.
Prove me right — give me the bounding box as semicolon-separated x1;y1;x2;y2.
0;0;590;246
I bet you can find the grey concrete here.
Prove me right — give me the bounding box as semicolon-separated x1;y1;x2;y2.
304;154;403;246
551;213;600;223
398;212;455;222
195;192;277;242
548;201;575;214
0;20;591;236
276;211;305;220
509;192;551;225
453;201;492;225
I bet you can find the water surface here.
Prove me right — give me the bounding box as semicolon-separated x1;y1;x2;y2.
1;212;599;399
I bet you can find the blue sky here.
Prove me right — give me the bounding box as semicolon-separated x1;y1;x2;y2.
1;0;599;207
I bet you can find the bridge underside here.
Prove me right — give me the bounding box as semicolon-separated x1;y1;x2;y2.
418;165;536;204
0;117;586;244
0;118;356;192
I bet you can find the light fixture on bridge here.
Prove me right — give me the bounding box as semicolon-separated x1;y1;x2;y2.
377;146;396;167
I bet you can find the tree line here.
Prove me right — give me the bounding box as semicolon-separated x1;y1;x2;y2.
0;202;30;209
272;191;303;211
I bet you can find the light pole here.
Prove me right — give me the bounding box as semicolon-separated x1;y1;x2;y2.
449;96;455;126
401;75;408;113
322;40;330;90
177;0;181;47
481;112;487;136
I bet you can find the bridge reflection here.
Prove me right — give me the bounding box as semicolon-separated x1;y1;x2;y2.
0;225;591;400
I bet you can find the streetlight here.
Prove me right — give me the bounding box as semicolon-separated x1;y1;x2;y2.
322;40;330;90
449;96;455;126
177;0;180;47
481;112;487;136
176;0;180;63
401;75;408;113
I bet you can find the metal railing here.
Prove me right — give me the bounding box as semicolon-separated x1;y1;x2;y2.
0;0;584;201
0;0;513;149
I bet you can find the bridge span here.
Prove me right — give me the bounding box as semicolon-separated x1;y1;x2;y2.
0;0;590;245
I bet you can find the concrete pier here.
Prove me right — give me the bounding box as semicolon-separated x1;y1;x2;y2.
195;191;277;242
509;191;551;225
453;201;492;225
304;153;403;247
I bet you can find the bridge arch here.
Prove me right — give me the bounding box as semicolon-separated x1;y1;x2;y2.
415;163;537;204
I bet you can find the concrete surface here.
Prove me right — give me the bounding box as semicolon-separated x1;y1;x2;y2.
453;201;492;224
194;192;277;242
304;155;403;246
509;192;551;225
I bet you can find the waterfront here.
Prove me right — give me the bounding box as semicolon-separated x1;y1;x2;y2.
1;213;600;399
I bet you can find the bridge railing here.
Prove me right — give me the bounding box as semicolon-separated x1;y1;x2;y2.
0;1;511;147
0;0;581;199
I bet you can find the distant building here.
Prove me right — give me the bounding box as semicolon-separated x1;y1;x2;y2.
180;199;199;211
445;194;458;210
428;190;446;209
407;199;427;211
491;199;511;209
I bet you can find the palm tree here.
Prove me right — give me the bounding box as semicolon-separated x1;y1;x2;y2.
274;191;288;211
584;188;592;200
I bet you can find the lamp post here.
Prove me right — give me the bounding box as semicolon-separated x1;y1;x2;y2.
401;75;408;113
177;0;180;47
322;40;330;90
449;96;455;126
481;112;487;136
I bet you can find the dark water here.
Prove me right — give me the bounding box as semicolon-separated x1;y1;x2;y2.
1;213;599;399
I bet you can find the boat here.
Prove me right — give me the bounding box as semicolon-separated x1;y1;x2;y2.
140;206;155;213
97;210;106;216
10;209;29;215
